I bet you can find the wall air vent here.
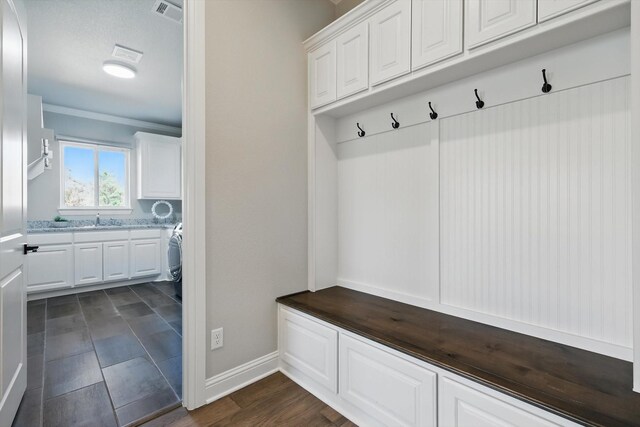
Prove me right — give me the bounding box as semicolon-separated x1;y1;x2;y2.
152;0;183;24
112;45;143;64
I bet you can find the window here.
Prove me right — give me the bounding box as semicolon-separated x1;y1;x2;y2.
60;141;130;209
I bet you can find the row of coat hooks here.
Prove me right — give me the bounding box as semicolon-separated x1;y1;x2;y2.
356;69;553;137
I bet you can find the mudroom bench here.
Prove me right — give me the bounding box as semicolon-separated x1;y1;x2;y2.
277;287;640;427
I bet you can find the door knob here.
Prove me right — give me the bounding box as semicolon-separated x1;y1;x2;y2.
23;244;39;254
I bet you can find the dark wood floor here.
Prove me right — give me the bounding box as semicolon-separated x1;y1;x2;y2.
13;281;183;427
141;372;356;427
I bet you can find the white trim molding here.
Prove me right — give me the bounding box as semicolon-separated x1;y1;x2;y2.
631;0;640;393
42;103;182;135
182;0;208;410
205;352;280;404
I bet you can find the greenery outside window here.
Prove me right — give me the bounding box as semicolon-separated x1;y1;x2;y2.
60;141;130;210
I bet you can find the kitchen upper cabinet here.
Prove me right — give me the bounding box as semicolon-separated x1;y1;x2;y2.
74;243;103;286
439;377;560;427
26;236;73;292
340;334;437;427
538;0;598;22
411;0;463;70
130;238;162;278
309;42;337;109
135;132;182;200
465;0;537;49
279;307;338;393
103;241;130;282
369;0;412;86
336;22;369;99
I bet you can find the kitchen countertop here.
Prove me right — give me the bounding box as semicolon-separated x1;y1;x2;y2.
27;219;180;233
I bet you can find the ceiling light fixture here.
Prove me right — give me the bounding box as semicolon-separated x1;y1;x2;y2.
102;61;136;79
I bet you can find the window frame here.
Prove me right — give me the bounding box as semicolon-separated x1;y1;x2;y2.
59;140;132;214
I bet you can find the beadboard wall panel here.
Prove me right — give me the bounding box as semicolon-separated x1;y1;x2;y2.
337;123;439;303
440;77;632;348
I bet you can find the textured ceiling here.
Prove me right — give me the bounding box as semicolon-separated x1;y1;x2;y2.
25;0;183;127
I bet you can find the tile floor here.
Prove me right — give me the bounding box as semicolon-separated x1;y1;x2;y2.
13;281;183;427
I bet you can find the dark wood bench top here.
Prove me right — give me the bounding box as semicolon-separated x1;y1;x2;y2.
276;286;640;427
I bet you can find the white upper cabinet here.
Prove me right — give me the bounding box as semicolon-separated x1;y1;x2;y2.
369;0;412;86
336;22;369;99
309;41;337;109
135;132;182;200
538;0;598;22
465;0;537;49
411;0;463;70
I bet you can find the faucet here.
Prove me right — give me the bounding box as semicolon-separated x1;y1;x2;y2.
95;213;100;226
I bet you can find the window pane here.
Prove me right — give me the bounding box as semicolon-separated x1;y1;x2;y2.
63;146;95;207
98;150;126;207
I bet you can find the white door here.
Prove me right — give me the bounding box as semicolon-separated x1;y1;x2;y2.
130;239;162;278
339;334;437;427
369;0;411;86
103;240;129;282
411;0;463;70
309;41;336;109
0;0;27;424
336;22;368;99
74;243;103;286
465;0;537;49
538;0;597;22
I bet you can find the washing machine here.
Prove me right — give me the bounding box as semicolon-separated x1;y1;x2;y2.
167;223;182;299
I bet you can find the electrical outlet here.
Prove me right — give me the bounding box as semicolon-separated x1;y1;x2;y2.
211;327;223;350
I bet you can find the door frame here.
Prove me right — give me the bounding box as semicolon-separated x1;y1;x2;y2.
182;0;207;410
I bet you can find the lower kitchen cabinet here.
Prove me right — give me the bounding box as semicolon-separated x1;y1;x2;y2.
130;238;162;278
26;234;74;293
340;334;436;427
103;240;130;282
74;243;103;286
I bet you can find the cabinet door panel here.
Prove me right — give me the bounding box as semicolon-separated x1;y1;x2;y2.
339;334;436;427
412;0;462;70
103;241;129;282
309;42;337;109
139;139;181;199
27;244;73;292
439;377;562;427
369;0;411;85
465;0;537;49
538;0;598;22
130;239;162;278
280;307;337;392
336;22;369;99
74;243;103;286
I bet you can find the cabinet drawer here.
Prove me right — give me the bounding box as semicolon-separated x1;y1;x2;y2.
130;229;162;240
339;334;436;427
439;377;569;427
279;307;338;393
74;230;129;243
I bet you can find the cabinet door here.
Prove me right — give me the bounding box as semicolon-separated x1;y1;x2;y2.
130;239;162;278
309;41;337;109
339;334;436;427
279;307;338;392
139;139;182;199
26;244;73;292
411;0;462;70
465;0;537;49
336;22;369;99
439;377;562;427
103;241;130;282
74;243;103;286
369;0;411;86
538;0;598;22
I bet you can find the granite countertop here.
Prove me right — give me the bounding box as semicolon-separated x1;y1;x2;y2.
27;219;180;233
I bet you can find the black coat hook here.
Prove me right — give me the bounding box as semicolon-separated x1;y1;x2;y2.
428;102;438;120
474;89;484;109
541;69;552;93
391;113;400;129
356;123;365;138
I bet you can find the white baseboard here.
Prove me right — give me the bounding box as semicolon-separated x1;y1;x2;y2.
204;351;279;404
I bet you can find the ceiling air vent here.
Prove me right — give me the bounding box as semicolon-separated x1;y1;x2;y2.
112;45;143;64
153;0;183;24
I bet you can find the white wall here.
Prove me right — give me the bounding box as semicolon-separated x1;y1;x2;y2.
27;110;182;220
204;0;335;378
